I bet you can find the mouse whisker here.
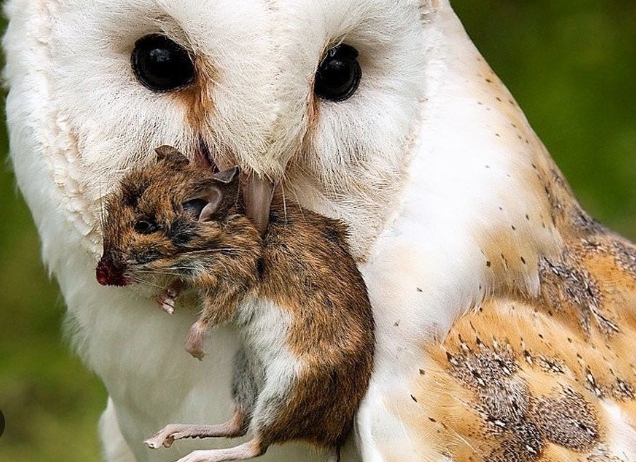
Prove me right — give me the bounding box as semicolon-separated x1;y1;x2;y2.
133;269;184;279
179;248;242;255
125;275;165;289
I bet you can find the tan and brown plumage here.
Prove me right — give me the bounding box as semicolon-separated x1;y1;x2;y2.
368;160;636;462
416;243;636;460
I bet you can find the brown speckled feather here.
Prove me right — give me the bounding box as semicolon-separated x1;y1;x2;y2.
402;194;636;461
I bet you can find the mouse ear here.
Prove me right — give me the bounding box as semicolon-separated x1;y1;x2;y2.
182;189;223;222
155;145;190;165
198;188;224;222
212;166;239;184
183;168;240;222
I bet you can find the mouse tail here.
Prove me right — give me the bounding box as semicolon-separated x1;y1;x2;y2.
327;445;341;462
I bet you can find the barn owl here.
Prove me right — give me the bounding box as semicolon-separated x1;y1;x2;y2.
4;0;636;461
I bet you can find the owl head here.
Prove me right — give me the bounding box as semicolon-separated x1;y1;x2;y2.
4;0;559;293
3;0;439;261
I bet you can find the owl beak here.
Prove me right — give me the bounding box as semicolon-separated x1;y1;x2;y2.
197;138;274;235
243;174;274;236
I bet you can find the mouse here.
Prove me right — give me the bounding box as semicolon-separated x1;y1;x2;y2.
96;145;375;462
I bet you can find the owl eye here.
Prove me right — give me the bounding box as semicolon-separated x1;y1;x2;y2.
134;219;160;235
314;44;361;102
131;34;195;92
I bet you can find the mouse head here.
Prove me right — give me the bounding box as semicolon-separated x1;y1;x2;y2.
96;146;240;287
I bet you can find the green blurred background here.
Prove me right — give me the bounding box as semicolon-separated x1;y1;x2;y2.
1;1;635;461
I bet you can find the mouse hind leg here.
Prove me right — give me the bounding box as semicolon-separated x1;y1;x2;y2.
175;437;266;462
146;347;259;450
144;409;249;449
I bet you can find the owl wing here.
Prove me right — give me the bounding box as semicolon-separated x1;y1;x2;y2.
338;3;636;459
357;207;636;462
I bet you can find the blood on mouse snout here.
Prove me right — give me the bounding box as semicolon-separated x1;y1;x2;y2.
96;254;130;286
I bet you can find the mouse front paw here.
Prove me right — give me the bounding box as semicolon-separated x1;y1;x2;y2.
156;295;176;314
185;323;207;360
155;289;179;314
155;282;183;314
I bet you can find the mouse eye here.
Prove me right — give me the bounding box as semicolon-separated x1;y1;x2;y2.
134;219;160;235
314;44;361;102
182;198;208;220
131;34;195;92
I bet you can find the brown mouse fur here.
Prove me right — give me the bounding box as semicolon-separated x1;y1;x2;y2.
96;146;375;462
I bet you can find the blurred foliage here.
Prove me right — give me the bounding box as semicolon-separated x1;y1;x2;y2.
0;1;635;461
453;0;636;236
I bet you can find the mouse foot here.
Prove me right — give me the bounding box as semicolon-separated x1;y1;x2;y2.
145;410;249;450
145;424;182;449
144;425;215;449
145;415;248;450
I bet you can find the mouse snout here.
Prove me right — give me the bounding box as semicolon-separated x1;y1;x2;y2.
96;255;130;287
